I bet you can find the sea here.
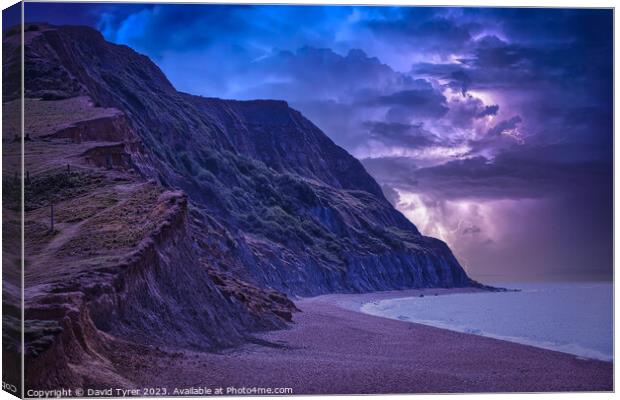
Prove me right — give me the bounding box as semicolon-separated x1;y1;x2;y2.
360;282;613;361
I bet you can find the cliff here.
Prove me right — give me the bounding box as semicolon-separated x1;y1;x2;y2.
4;23;477;388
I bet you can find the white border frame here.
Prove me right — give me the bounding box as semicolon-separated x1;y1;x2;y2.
0;1;616;400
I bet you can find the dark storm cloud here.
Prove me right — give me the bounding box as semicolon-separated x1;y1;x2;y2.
362;83;449;120
363;121;440;149
24;4;612;281
362;143;612;201
486;116;522;137
466;114;522;156
468;35;527;69
228;46;434;148
363;147;612;281
364;9;478;54
242;47;399;100
476;105;499;119
447;70;472;96
463;7;612;46
414;36;600;101
409;9;612;115
444;95;497;129
411;62;463;78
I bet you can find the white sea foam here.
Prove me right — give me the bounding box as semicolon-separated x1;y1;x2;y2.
360;282;613;361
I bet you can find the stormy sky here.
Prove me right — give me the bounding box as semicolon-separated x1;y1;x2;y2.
24;4;613;282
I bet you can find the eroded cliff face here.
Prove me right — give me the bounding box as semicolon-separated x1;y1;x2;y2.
23;187;290;389
5;23;477;388
3;94;294;389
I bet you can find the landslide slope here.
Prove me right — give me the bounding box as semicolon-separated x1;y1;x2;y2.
2;93;295;389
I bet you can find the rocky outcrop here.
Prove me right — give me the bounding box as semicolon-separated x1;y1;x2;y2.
44;113;132;143
82;143;132;170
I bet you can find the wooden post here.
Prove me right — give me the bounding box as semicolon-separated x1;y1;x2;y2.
67;164;71;174
26;171;30;184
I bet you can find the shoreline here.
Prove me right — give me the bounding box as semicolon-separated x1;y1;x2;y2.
116;287;612;394
303;286;613;362
297;286;489;309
